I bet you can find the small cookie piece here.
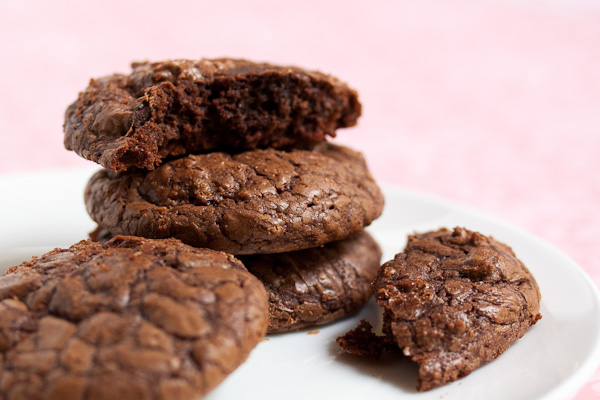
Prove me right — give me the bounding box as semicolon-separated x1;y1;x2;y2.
337;227;542;391
84;143;384;255
0;236;269;400
64;58;361;172
240;231;381;333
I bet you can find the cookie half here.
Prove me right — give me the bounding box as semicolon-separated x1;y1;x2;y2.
240;231;382;333
84;143;384;255
0;236;269;400
64;58;361;172
337;227;541;391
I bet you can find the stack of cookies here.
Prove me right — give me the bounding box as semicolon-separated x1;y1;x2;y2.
64;59;384;333
0;59;384;400
65;59;385;334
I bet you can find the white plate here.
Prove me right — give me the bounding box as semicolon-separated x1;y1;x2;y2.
1;168;599;400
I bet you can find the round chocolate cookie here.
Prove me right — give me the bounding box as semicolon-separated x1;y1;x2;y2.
0;236;269;400
337;227;542;391
64;58;361;172
84;143;384;255
240;231;382;333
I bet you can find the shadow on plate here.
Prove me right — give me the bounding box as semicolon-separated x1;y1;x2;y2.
326;298;420;393
328;335;420;393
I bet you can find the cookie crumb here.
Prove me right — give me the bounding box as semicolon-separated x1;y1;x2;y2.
307;330;320;335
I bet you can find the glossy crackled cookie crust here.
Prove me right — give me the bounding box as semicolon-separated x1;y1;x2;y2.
89;229;382;334
84;143;384;255
0;236;269;400
241;231;382;333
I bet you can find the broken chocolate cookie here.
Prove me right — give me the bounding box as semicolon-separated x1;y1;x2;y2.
337;227;541;391
64;58;361;172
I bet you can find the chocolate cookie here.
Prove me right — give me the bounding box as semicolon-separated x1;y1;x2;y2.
240;231;381;333
0;236;269;400
64;58;361;172
84;143;384;255
337;227;542;391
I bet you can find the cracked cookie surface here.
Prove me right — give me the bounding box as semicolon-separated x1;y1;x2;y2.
337;227;541;391
0;236;269;400
240;231;381;333
64;58;361;172
84;143;384;254
88;229;381;333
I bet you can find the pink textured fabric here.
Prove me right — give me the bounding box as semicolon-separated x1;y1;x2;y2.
0;1;599;397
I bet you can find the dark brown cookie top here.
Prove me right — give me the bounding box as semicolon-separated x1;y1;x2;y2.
64;58;361;172
240;231;381;333
0;236;269;400
338;227;542;391
84;143;384;255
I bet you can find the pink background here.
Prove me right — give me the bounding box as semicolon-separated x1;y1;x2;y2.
0;0;599;397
